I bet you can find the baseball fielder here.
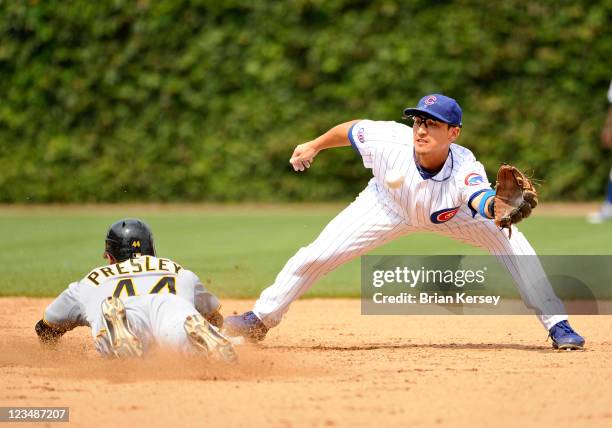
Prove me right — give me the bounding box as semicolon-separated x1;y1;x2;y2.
35;219;237;361
225;94;585;350
587;79;612;223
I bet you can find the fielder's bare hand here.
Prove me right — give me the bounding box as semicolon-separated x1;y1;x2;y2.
289;142;318;172
288;120;360;172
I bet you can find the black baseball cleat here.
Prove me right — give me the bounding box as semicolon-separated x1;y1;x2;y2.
223;311;268;342
101;296;144;358
548;320;585;350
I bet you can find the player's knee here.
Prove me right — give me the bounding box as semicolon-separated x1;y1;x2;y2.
296;250;336;275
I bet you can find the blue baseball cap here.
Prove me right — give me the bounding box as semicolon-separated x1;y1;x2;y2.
403;94;463;127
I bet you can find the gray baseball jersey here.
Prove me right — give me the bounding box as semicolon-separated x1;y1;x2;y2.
43;255;220;336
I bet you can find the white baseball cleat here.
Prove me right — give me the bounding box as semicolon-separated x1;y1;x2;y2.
587;202;612;224
184;314;238;363
101;296;144;358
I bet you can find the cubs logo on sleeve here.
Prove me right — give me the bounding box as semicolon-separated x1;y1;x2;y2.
357;127;365;143
464;173;484;186
430;207;460;224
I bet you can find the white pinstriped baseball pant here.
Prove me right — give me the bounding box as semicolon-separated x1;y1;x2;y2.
253;186;567;330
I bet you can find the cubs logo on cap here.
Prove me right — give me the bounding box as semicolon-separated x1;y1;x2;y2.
430;207;460;224
424;95;437;105
403;93;463;127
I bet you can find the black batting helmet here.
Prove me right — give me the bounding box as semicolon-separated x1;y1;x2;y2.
105;218;156;262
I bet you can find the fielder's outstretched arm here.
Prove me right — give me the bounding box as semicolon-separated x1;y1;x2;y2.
289;120;360;171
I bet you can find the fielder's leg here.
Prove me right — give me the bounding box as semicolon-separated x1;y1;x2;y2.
587;166;612;223
438;219;584;349
225;186;416;339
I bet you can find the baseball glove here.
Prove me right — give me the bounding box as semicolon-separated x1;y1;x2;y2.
494;164;538;238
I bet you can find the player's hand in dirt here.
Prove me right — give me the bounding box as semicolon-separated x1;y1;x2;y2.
35;319;65;345
290;142;318;172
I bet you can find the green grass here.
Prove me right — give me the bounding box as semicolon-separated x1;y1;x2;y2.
1;205;611;298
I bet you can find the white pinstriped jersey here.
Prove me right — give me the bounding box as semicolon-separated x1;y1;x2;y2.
348;120;492;228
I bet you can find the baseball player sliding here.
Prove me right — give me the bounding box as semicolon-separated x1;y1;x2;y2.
225;94;585;351
35;219;237;362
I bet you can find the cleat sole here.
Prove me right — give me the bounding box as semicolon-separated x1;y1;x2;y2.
101;296;144;358
184;314;238;363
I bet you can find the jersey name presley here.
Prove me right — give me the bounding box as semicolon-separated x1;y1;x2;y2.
86;256;183;287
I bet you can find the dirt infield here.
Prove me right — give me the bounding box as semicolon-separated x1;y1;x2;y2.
1;298;611;428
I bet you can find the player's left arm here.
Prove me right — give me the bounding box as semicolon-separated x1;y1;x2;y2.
468;191;495;219
458;161;496;219
603;81;612;148
602;104;612;148
466;163;539;236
